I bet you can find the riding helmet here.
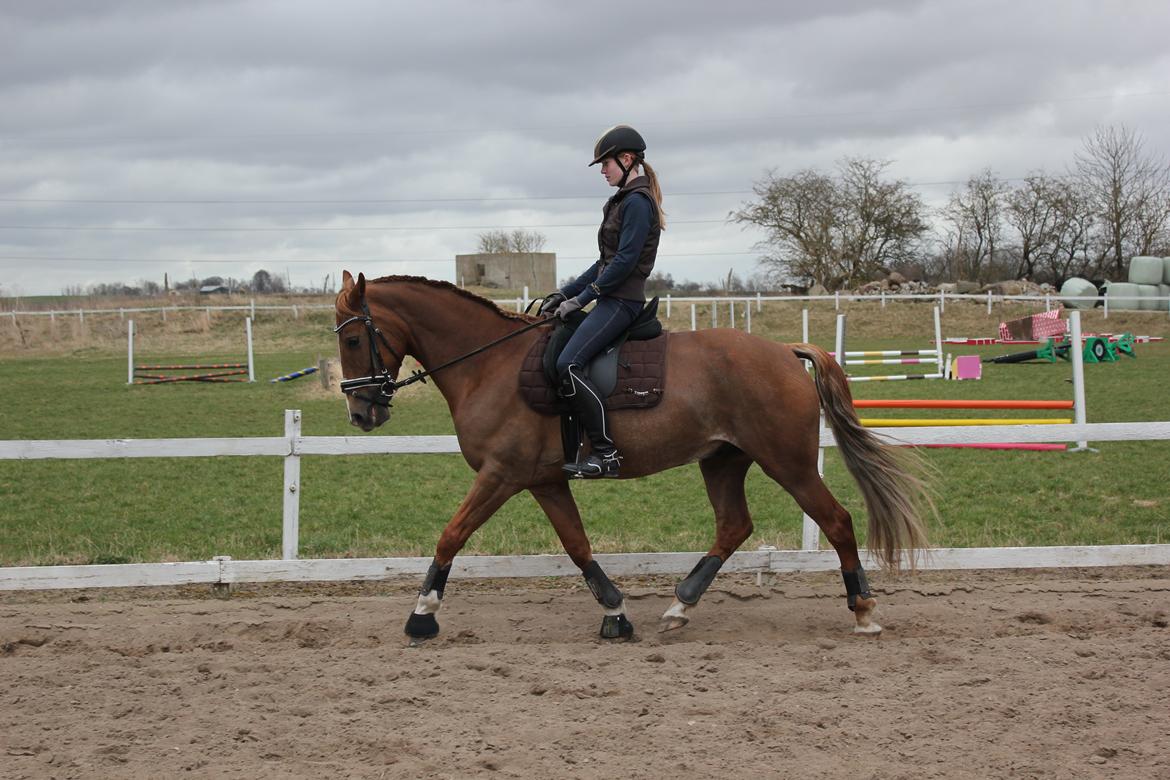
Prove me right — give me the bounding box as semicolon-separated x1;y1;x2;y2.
589;124;646;166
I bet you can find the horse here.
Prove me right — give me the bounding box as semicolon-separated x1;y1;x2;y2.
333;271;930;640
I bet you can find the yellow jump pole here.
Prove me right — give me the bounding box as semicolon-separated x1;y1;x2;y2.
859;418;1073;427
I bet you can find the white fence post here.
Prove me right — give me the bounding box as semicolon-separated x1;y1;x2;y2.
802;308;809;343
933;306;943;376
245;317;255;382
729;299;735;329
834;291;839;311
711;301;717;328
1069;311;1091;452
127;320;135;384
987;290;992;316
690;304;696;331
666;294;671;319
745;301;752;333
282;410;302;560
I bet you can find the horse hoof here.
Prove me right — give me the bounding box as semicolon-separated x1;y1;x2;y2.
600;614;634;640
405;612;439;639
852;596;880;636
657;615;689;633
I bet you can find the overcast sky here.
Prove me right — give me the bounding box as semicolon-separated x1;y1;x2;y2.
2;0;1168;297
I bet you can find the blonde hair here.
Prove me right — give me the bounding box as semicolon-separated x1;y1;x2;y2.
640;159;666;230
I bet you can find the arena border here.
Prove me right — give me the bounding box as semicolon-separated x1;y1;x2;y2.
3;544;1169;592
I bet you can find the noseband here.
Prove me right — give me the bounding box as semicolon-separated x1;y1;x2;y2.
335;292;556;409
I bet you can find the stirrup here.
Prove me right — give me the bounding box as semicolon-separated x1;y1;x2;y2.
562;451;621;479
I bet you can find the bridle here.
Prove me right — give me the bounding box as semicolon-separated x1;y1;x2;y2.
334;291;557;409
333;298;406;408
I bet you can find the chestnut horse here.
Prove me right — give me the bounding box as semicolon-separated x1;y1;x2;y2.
334;272;929;640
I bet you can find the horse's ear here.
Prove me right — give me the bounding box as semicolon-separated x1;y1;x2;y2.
356;273;366;298
341;270;355;291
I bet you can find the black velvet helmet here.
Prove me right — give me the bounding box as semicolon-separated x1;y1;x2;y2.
589;124;646;166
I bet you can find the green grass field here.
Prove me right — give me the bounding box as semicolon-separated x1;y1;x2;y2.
1;297;1168;566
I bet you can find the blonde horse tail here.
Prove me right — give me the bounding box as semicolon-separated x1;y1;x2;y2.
790;343;932;572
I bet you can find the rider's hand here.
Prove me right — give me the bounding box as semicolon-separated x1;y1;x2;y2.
537;291;567;316
555;297;583;321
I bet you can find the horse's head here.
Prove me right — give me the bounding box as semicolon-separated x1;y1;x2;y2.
334;271;404;431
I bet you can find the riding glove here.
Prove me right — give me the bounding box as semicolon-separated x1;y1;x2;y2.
554;297;584;321
537;291;567;316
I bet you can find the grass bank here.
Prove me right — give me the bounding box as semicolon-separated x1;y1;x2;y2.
1;298;1168;566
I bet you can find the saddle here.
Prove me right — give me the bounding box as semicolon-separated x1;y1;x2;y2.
519;298;669;417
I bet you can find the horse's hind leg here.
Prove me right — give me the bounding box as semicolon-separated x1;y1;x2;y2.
660;449;754;632
530;482;633;640
763;463;881;635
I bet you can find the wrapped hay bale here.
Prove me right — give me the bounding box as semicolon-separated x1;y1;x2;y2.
1059;277;1097;309
1137;284;1159;310
1128;256;1163;284
1164;257;1170;284
1105;281;1142;310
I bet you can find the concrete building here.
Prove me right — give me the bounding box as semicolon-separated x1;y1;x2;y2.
456;252;556;291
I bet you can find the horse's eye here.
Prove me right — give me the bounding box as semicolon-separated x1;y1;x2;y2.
346;336;360;348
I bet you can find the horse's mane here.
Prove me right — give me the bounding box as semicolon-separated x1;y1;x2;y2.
364;275;536;322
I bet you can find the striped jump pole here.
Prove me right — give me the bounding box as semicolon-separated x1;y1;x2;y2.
848;373;944;382
846;357;938;366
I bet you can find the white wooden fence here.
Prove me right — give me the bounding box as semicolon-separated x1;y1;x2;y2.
3;410;1170;591
6;290;1170;322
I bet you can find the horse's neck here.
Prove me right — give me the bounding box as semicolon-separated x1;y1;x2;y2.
380;283;520;396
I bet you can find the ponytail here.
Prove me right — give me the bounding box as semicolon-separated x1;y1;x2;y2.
640;160;667;230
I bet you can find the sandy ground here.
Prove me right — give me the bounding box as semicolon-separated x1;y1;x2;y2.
1;566;1168;779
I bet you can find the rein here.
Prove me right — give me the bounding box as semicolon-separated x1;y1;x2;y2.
334;294;556;407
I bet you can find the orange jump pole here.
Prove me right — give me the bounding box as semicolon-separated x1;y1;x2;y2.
853;399;1073;410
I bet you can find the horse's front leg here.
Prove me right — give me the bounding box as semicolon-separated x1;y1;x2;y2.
405;471;520;640
530;482;633;640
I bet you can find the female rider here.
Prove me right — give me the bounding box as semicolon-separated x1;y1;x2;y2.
539;124;666;479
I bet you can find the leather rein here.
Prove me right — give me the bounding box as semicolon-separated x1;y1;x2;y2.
334;294;556;408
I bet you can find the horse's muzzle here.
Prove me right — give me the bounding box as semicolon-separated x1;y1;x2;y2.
347;399;389;431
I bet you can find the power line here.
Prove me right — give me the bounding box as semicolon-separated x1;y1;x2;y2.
0;251;760;265
0;190;749;205
0;178;1031;206
5;90;1165;143
0;219;729;232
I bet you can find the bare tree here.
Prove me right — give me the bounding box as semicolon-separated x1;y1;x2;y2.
938;169;1009;283
1074;124;1170;277
1042;180;1097;285
1004;173;1063;280
732;158;927;290
476;229;547;253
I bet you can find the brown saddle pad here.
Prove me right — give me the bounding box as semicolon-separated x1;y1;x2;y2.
519;331;668;416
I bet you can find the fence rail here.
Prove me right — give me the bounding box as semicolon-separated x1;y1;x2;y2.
5;291;1170;320
2;411;1170;591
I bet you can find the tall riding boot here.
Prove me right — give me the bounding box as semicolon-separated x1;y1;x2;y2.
559;364;621;479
